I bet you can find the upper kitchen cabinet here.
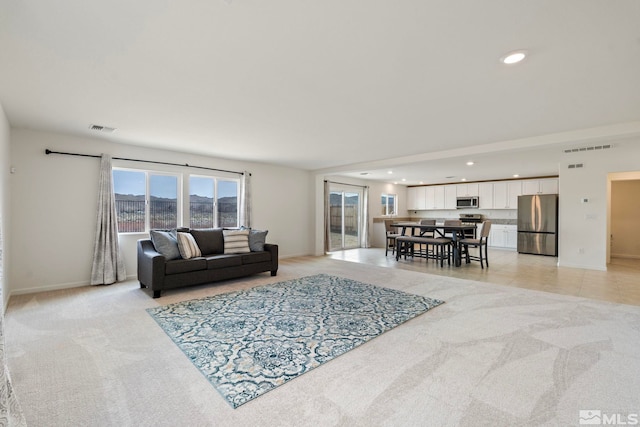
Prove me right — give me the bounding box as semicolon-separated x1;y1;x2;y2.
478;183;494;209
444;185;457;209
407;186;426;210
425;186;447;209
521;178;559;195
457;183;479;197
493;181;522;209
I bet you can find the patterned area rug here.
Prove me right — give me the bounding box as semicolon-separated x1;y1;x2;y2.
146;274;444;408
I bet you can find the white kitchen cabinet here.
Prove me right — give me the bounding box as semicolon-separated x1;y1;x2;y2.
457;183;479;197
508;181;522;208
489;224;517;249
540;178;559;194
433;186;445;209
478;183;493;209
425;186;435;210
444;185;457;209
493;181;521;209
407;187;426;210
521;178;558;195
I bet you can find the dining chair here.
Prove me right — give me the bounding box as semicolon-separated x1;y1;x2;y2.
417;219;436;256
460;220;491;268
384;219;401;256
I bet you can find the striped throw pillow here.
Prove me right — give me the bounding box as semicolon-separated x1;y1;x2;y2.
177;232;202;259
223;229;251;254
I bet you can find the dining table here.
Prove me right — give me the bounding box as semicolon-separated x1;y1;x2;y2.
391;222;477;266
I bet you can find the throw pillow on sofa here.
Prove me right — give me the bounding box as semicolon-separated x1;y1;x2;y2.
248;229;269;251
177;232;202;259
190;228;224;255
223;229;251;254
150;230;181;260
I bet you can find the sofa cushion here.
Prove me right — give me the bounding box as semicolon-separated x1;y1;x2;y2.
241;251;272;265
150;230;181;260
223;229;251;254
190;228;224;255
177;232;202;259
165;258;207;275
206;254;243;269
248;229;269;252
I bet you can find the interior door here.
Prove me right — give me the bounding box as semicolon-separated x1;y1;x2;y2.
328;186;362;251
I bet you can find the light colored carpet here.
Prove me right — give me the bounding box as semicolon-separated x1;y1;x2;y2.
5;256;640;426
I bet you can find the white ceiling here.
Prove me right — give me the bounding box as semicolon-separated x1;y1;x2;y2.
1;1;640;184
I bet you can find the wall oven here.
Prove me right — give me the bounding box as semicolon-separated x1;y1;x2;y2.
456;196;479;209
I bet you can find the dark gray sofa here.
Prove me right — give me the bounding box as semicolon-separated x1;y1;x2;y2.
137;228;278;298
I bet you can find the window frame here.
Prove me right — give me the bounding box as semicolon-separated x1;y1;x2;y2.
381;193;397;216
113;167;182;234
112;166;242;234
188;174;241;229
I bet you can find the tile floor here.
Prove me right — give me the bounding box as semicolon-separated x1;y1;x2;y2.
327;247;640;306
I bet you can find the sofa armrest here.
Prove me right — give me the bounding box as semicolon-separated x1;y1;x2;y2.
137;239;166;289
264;243;278;275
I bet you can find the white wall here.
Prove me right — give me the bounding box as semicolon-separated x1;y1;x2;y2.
10;128;314;295
558;139;640;270
0;102;10;308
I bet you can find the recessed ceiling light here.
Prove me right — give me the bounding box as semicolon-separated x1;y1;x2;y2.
419;181;424;184
466;161;474;166
461;178;467;182
513;174;520;178
401;178;406;182
501;50;527;65
387;171;393;174
393;182;398;185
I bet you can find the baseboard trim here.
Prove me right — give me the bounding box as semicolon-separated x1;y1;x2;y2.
611;253;640;260
9;274;139;299
557;261;607;271
10;280;89;297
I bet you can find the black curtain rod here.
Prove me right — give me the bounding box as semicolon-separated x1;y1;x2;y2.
324;180;369;189
45;149;248;176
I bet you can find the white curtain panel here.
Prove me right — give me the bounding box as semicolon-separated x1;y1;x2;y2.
90;154;126;285
362;186;370;248
323;181;331;253
240;172;251;229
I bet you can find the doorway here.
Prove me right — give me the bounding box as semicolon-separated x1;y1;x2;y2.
609;176;640;263
326;183;366;252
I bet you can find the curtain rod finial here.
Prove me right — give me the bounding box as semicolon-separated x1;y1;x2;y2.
45;149;52;155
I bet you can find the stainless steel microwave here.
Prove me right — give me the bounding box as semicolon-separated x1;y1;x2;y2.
456;196;479;209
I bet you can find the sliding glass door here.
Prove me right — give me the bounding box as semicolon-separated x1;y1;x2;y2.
328;186;362;251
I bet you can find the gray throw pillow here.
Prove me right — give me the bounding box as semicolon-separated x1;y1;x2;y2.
190;228;224;255
249;229;268;252
150;230;181;260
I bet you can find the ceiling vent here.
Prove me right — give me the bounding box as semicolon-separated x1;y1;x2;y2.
563;144;612;154
89;124;116;133
567;163;584;169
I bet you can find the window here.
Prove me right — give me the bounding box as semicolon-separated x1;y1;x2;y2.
113;169;180;233
189;176;239;228
381;194;396;216
113;168;240;233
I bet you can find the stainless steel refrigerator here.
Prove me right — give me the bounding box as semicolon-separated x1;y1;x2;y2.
517;194;558;256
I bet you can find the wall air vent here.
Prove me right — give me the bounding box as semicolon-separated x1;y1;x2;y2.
89;124;117;133
563;144;612;154
567;163;584;169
